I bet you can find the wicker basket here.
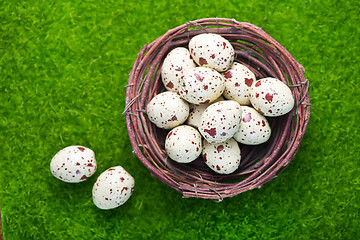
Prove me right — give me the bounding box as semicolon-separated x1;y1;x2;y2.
124;18;311;201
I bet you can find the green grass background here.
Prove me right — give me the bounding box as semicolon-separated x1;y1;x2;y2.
1;0;359;239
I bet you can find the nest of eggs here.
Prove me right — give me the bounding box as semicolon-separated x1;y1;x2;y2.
124;18;311;201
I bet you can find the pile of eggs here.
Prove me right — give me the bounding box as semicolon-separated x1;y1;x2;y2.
146;33;294;174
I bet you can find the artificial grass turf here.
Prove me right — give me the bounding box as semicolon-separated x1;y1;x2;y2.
1;0;359;239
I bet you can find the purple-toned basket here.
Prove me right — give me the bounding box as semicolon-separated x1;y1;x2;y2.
124;18;311;201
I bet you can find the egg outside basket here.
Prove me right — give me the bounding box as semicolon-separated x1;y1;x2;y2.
124;18;311;201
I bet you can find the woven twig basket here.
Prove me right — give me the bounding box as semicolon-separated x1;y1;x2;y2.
124;18;311;201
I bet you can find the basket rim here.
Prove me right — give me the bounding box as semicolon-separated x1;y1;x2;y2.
124;17;311;200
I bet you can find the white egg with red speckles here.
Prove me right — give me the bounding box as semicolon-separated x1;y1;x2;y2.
249;77;295;117
187;95;224;128
199;100;242;144
146;91;190;129
179;67;225;105
161;47;196;92
165;125;202;163
202;138;241;174
92;166;135;210
222;62;256;105
189;33;235;72
50;146;97;183
233;106;271;145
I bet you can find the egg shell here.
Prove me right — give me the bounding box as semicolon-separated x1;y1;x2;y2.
165;125;202;163
161;47;196;92
179;67;225;105
50;146;97;183
187;95;225;128
202;138;241;174
146;91;190;129
249;77;295;117
233;106;272;145
222;62;256;105
189;33;235;72
92;166;135;210
199;100;242;144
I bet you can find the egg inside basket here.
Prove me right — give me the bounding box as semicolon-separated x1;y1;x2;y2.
124;18;311;200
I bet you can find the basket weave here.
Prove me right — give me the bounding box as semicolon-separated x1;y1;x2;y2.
124;18;311;201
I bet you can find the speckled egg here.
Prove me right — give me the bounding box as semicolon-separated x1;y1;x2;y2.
187;95;224;128
199;100;242;144
189;33;235;72
249;77;295;117
233;106;272;145
146;91;190;129
179;67;225;105
92;166;135;210
202;138;241;174
161;47;196;92
222;62;256;105
50;146;97;183
165;125;202;163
